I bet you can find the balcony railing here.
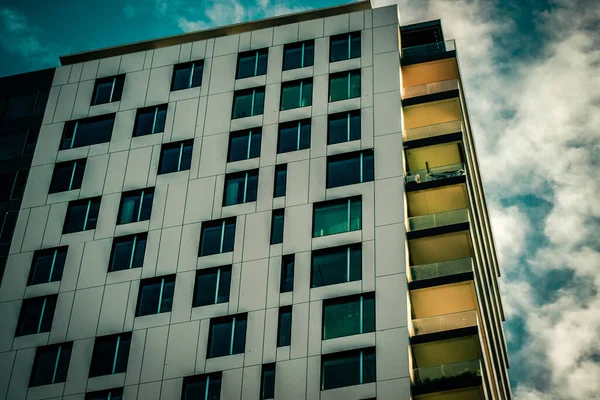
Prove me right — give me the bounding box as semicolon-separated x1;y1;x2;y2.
413;359;482;391
401;40;456;61
410;256;473;282
404;120;462;142
408;208;469;232
405;162;465;185
403;79;459;99
412;310;477;336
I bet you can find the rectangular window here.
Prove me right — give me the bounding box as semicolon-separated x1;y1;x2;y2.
328;110;361;145
7;169;28;200
89;332;132;377
321;348;375;390
236;49;268;79
273;164;287;197
182;373;222;400
16;295;57;336
0;211;18;244
280;255;294;293
172;61;204;91
22;128;40;156
232;87;265;119
91;75;125;105
261;364;276;400
270;209;284;245
117;188;154;225
109;233;147;272
277;119;311;153
158;140;193;174
133;104;167;137
28;246;68;285
329;70;361;102
311;244;361;288
283;40;314;71
2;93;37;120
277;306;292;347
327;150;374;189
136;275;175;317
207;314;247;358
313;197;362;238
60;114;115;150
228;129;261;162
49;159;86;193
330;32;361;62
63;197;101;234
29;343;72;387
280;79;313;111
322;293;375;340
193;265;232;307
223;170;259;206
85;388;123;400
199;218;236;256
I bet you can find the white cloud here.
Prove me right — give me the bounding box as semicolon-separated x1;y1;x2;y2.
178;17;209;33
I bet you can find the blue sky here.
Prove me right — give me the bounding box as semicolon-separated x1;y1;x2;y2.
1;0;599;398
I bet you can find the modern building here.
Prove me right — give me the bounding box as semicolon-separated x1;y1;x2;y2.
0;2;511;400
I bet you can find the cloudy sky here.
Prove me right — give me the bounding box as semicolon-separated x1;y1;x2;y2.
1;0;599;398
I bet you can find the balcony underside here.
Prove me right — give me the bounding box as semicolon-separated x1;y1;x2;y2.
407;183;469;218
408;230;473;266
411;281;478;320
414;384;485;399
406;141;463;172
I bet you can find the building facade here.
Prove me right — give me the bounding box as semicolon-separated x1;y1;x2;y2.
0;2;511;400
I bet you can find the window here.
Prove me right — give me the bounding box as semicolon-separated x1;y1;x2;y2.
273;164;287;197
22;128;40;156
261;364;276;400
271;209;284;245
182;373;222;400
311;244;361;288
322;293;374;340
172;61;204;91
133;104;167;137
207;314;247;358
85;388;123;400
49;159;86;193
63;197;101;234
232;87;265;119
277;306;292;347
16;295;57;336
321;348;375;390
29;343;72;387
0;211;18;243
91;75;125;105
223;170;258;206
28;247;67;285
228;129;261;162
136;275;175;317
277;119;310;153
199;218;236;256
283;40;314;71
313;197;362;237
2;90;47;120
330;32;361;62
109;233;147;272
89;333;132;377
60;114;115;150
327;150;374;188
193;265;232;307
328;110;361;145
158;140;193;174
280;255;294;293
329;70;361;102
0;170;28;201
117;188;154;225
280;79;312;111
237;49;268;79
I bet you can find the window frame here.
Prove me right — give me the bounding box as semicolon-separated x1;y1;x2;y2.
181;372;222;400
85;388;124;400
192;265;232;308
320;347;376;390
49;158;86;194
232;87;265;119
227;128;262;163
91;75;125;106
199;218;236;256
322;293;375;340
157;140;193;174
133;104;168;137
270;209;285;245
277;306;292;347
207;313;248;358
273;164;287;198
108;233;147;272
277;119;311;154
283;40;314;71
329;31;361;63
311;243;362;288
327;110;361;145
328;70;361;102
89;332;132;377
135;275;176;317
223;170;259;206
117;188;154;225
29;342;73;387
171;61;204;91
63;197;101;234
260;363;276;400
236;48;269;79
28;246;68;285
8;169;28;200
280;254;295;293
312;196;362;238
60;114;116;150
15;295;58;337
326;149;374;189
280;78;313;111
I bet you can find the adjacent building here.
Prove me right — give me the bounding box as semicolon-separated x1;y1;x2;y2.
0;2;511;399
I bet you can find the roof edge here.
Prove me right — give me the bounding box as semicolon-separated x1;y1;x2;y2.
60;1;372;66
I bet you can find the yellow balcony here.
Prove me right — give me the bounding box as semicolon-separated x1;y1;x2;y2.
403;98;463;142
404;120;463;142
407;183;470;222
406;141;463;173
412;310;477;336
411;281;478;320
405;163;465;185
408;208;468;232
413;359;483;396
410;256;473;282
414;386;485;400
401;39;457;65
403;79;459;100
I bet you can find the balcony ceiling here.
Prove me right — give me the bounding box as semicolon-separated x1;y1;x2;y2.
409;231;473;265
402;58;459;88
407;183;469;217
406;142;462;171
411;281;478;319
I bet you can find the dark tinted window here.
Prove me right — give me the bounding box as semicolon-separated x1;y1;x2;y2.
22;128;40;156
49;159;86;193
89;332;132;377
223;170;259;206
91;75;125;105
30;343;72;387
232;87;265;119
133;104;167;137
199;218;236;256
277;119;310;153
330;32;361;62
280;79;312;110
109;233;147;272
280;255;294;293
85;388;123;400
323;293;375;340
311;244;362;288
261;364;276;400
2;93;37;120
182;373;222;400
207;314;247;358
283;40;314;71
273;164;287;197
237;49;268;79
16;295;57;336
0;211;18;243
193;265;232;307
270;209;284;245
321;348;375;390
63;197;101;234
328;110;361;145
28;247;67;285
329;70;361;102
327;150;374;188
228;129;261;162
118;188;154;224
158;140;193;174
136;275;175;316
60;114;115;150
172;61;204;91
313;197;362;238
277;306;292;347
0;131;26;160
